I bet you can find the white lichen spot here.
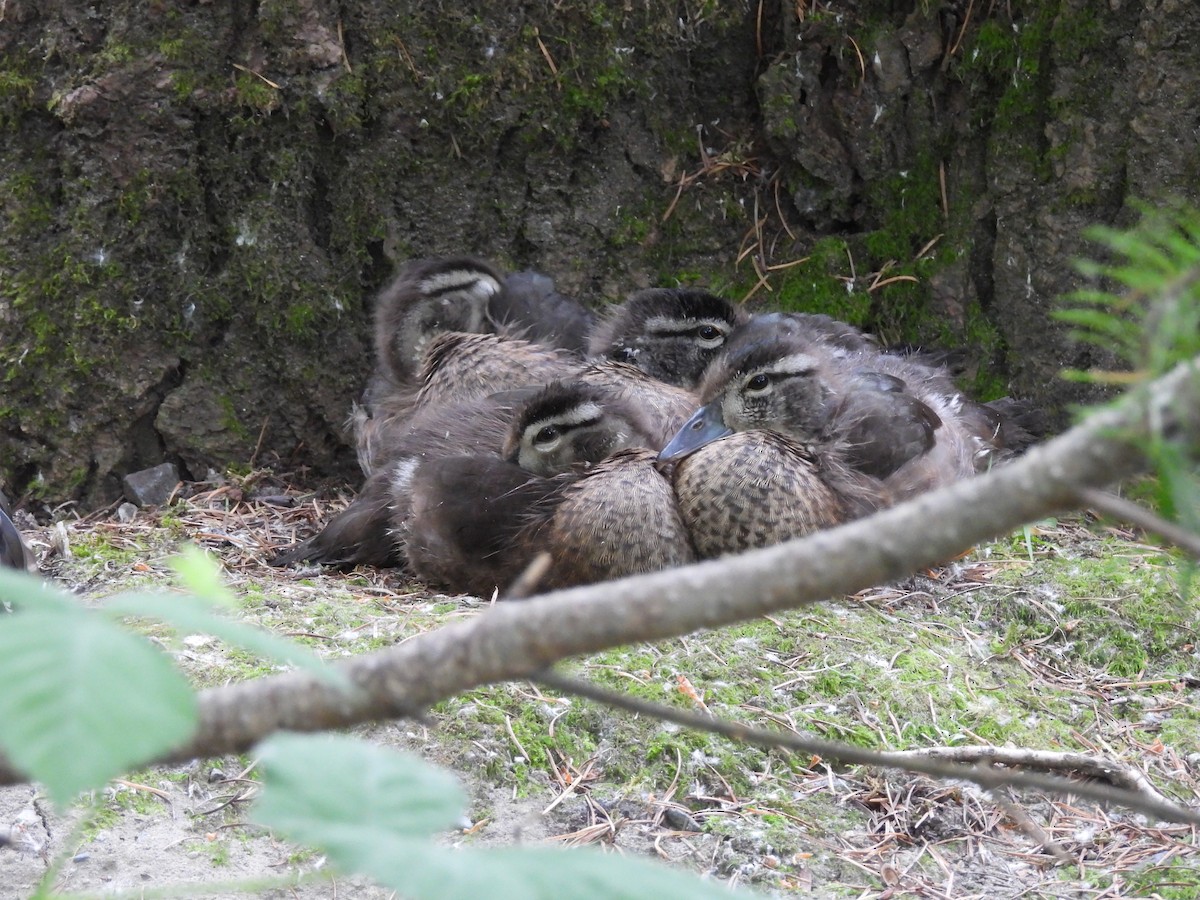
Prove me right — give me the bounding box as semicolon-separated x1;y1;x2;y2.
90;248;108;265
235;221;257;247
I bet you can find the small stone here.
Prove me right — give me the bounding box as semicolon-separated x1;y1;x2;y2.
208;767;225;783
662;807;702;832
116;502;138;523
50;521;72;559
122;463;180;508
72;853;90;863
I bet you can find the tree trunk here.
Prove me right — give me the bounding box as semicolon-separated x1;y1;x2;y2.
1;1;1196;506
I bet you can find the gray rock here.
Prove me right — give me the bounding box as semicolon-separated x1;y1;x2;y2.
122;463;180;508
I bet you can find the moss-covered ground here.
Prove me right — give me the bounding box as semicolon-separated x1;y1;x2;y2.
6;478;1199;898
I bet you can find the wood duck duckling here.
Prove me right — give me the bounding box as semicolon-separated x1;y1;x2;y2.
357;331;577;476
657;358;891;560
282;361;698;569
371;256;594;390
696;333;1026;491
274;388;541;568
373;257;502;390
659;427;889;559
1;491;35;573
358;258;592;474
726;321;1043;470
587;288;748;390
658;334;1032;560
406;382;695;596
657;333;983;557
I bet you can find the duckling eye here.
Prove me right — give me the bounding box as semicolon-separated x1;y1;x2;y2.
745;373;770;393
695;324;724;346
533;425;560;445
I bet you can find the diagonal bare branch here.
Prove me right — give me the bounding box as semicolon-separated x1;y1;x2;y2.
0;359;1197;816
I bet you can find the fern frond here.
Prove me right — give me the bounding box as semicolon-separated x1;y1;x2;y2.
1064;203;1200;378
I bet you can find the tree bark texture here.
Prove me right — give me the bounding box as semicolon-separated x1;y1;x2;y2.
1;1;1198;505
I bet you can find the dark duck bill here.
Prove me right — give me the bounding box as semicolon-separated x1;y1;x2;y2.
657;402;733;464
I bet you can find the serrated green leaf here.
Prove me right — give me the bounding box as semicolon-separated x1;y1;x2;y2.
1109;262;1168;292
1052;307;1138;339
0;607;197;805
1051;309;1140;358
1153;226;1200;267
104;591;352;691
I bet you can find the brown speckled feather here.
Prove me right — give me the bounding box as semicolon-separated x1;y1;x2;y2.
528;448;695;590
407;448;694;596
357;333;577;475
574;361;699;446
670;431;890;559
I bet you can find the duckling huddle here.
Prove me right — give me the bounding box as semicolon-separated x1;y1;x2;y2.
271;256;1040;597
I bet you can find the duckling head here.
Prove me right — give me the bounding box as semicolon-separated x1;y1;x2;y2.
587;288;747;389
505;381;657;477
375;257;502;383
659;339;830;463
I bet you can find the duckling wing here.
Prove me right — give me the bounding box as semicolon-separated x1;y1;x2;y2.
827;386;942;479
270;471;400;568
490;271;597;353
407;456;559;597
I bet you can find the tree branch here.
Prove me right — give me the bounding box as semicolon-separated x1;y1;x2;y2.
531;669;1194;825
1077;486;1200;558
0;360;1197;809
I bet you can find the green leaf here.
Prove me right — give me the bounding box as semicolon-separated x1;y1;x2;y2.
253;732;467;850
0;567;79;612
104;590;351;691
252;734;745;899
344;843;745;899
0;606;197;804
419;847;740;900
170;545;239;608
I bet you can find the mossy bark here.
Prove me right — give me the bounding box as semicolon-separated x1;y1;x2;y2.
1;0;1197;506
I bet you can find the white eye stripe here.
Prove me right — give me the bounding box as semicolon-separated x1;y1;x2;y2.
524;401;606;435
760;353;820;378
418;270;502;298
643;316;730;336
